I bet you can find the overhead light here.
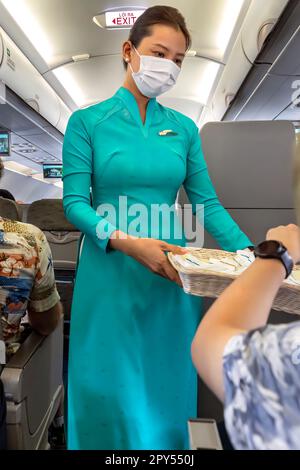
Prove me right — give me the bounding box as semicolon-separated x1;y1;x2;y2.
216;0;246;53
32;172;52;184
93;8;145;30
3;161;34;176
1;0;53;61
185;50;224;66
72;54;91;62
32;172;45;181
53;67;86;108
3;160;62;186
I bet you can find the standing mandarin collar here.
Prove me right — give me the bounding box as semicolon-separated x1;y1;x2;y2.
114;87;157;137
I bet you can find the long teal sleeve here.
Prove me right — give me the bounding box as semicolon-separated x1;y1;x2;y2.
184;123;252;252
62;111;117;251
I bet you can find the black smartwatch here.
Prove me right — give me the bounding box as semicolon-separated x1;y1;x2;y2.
254;240;294;279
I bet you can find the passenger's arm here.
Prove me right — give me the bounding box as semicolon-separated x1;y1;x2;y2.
183;124;253;252
63;111;117;252
191;224;300;402
28;302;63;337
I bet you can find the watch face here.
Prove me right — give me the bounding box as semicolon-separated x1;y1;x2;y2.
257;240;283;256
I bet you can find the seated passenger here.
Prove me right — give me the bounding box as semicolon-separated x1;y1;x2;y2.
0;161;62;358
191;155;300;449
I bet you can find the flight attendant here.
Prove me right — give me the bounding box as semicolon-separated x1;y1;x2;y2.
63;5;252;450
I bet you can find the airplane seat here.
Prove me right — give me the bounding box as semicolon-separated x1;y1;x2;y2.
17;203;31;223
0;197;21;221
26;199;81;322
1;317;64;449
26;199;80;269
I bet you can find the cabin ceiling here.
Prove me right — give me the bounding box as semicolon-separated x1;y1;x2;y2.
0;0;250;122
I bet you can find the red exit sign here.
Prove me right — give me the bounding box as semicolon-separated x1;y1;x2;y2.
105;10;145;28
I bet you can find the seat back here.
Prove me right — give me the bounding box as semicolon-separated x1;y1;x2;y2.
26;199;80;268
27;199;80;322
17;204;30;224
0;198;20;221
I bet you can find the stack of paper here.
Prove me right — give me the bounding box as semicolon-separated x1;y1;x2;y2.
172;249;255;276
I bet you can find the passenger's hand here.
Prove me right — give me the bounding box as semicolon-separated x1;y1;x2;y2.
110;232;188;286
266;224;300;264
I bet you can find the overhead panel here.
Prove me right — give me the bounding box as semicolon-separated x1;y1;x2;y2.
255;0;300;69
0;85;63;164
241;0;290;64
275;102;300;121
227;73;300;121
268;27;300;76
223;0;300;122
0;0;250;119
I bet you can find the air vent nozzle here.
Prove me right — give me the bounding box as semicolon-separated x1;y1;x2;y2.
257;19;276;52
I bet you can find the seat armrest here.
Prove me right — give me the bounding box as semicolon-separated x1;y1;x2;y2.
5;332;45;369
188;419;223;450
2;318;63;405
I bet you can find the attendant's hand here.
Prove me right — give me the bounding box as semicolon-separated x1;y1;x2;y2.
266;224;300;264
109;231;188;286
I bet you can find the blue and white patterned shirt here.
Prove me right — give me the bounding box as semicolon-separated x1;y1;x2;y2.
223;322;300;450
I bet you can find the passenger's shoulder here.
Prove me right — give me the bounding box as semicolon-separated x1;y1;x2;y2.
0;219;47;246
19;221;47;244
24;223;51;258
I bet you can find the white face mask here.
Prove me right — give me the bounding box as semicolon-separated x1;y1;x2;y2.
129;46;181;98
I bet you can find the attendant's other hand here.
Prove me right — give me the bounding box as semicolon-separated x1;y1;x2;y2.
266;224;300;264
109;231;188;286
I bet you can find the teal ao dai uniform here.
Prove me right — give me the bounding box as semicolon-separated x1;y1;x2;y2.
62;86;252;449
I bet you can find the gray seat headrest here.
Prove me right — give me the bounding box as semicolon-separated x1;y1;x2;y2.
0;197;20;221
27;199;78;231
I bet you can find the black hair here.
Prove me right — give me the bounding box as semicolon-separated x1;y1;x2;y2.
123;5;191;69
0;189;15;202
